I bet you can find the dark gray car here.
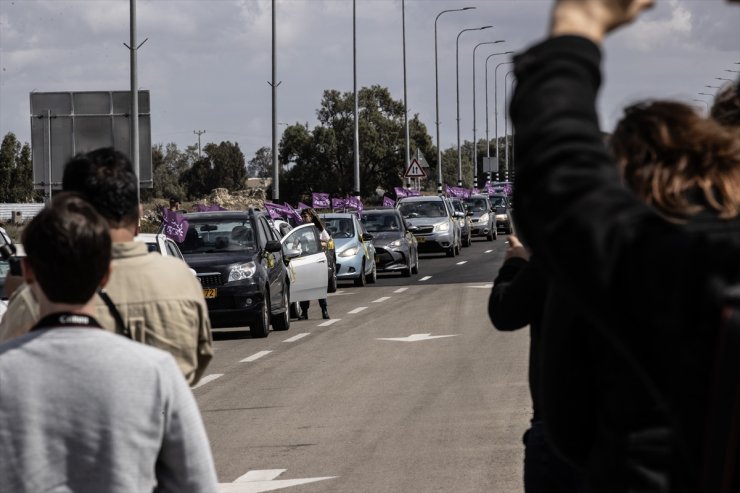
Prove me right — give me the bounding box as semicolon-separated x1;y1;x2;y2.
463;194;496;241
361;208;419;277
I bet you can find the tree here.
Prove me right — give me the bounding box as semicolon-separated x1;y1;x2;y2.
247;146;273;182
180;141;246;199
142;142;196;201
0;133;35;202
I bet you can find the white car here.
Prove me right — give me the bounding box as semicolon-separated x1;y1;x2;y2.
280;224;329;305
135;233;197;276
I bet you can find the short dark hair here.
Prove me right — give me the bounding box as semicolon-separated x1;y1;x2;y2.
710;81;740;127
22;193;111;304
62;147;139;227
169;196;181;204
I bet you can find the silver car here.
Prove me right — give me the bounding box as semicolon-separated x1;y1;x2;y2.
397;196;461;257
463;194;497;241
320;213;377;287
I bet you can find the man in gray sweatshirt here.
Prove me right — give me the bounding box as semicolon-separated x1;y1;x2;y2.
0;193;218;493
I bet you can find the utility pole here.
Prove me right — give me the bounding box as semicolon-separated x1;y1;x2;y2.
194;130;206;158
125;0;148;202
269;0;281;201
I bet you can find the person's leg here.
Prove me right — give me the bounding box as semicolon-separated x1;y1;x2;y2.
319;298;329;319
299;301;310;319
524;420;582;493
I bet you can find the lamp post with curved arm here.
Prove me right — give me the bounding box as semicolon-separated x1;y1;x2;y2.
494;60;513;181
434;7;475;194
471;40;504;188
456;25;493;186
504;70;515;180
484;51;513;184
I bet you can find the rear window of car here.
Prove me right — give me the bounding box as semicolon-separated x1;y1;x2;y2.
362;213;400;233
463;198;489;212
180;218;256;253
323;217;355;239
399;201;446;218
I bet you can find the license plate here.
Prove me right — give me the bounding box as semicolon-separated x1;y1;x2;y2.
415;235;426;243
202;288;217;299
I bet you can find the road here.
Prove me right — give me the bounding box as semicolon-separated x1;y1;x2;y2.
194;235;532;493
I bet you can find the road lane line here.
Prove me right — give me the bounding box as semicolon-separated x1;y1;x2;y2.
372;297;390;303
456;261;467;265
348;307;368;314
283;333;310;343
393;288;408;293
192;374;223;389
419;276;432;281
318;319;340;326
240;350;272;363
485;249;493;253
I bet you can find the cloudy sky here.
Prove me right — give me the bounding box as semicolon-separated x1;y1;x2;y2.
0;0;738;163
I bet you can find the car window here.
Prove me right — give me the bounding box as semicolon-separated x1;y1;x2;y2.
165;239;184;260
324;218;355;239
463;198;489;212
257;217;274;247
179;218;256;253
362;213;400;232
490;196;508;209
399;201;446;218
285;226;321;257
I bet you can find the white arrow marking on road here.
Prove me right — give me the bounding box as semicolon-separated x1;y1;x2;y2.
283;333;310;343
240;350;272;363
419;276;432;281
467;283;493;289
393;287;408;293
348;306;367;314
456;261;467;265
372;297;390;303
377;333;458;342
192;373;223;389
318;318;340;326
218;469;336;493
485;249;493;253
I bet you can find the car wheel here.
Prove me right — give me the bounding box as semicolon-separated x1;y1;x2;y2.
271;286;290;331
354;261;367;287
251;287;270;338
327;270;338;293
367;262;377;284
411;252;419;275
289;302;300;319
401;253;411;277
446;246;455;257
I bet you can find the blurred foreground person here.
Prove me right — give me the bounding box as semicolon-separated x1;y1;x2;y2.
511;0;740;491
0;148;213;385
0;194;218;493
710;81;740;127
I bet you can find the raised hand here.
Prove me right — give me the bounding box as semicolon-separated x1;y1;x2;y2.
551;0;655;43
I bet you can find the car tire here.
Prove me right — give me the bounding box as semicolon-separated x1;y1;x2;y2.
289;302;300;319
411;252;419;275
354;261;367;287
251;288;270;338
401;254;411;277
366;263;377;284
271;287;290;331
328;271;338;293
446;246;455;258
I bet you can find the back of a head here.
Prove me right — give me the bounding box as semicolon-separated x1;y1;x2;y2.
22;193;111;304
710;82;740;128
62;147;139;227
610;100;740;219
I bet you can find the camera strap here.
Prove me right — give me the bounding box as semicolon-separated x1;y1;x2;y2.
97;289;133;339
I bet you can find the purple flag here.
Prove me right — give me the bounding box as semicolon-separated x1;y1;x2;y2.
283;202;303;224
407;188;422;197
297;202;310;211
331;197;348;210
394;187;408;199
312;192;330;209
162;207;189;243
382;196;395;208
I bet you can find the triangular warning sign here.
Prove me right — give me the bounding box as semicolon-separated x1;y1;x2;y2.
404;159;427;178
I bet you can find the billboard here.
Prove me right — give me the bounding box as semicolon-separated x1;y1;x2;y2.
30;91;153;194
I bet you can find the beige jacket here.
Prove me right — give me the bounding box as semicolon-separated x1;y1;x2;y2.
0;242;213;385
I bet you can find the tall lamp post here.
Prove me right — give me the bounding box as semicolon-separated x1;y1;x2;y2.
353;0;360;197
494;60;513;181
434;7;474;194
402;0;410;186
456;25;492;186
504;70;515;180
471;40;504;188
485;51;513;183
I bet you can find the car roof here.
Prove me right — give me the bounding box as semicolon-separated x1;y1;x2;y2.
319;212;358;218
465;194;489;199
183;210;255;220
363;208;398;214
397;195;444;202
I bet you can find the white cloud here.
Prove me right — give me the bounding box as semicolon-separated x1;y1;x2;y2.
627;0;693;51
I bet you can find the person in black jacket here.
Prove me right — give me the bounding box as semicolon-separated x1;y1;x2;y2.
510;0;740;491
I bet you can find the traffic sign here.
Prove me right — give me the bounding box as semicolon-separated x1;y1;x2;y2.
403;158;427;178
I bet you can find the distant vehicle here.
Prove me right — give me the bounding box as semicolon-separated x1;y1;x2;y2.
397;195;460;257
450;198;472;247
463;194;497;241
489;181;513;196
361;208;419;277
490;194;514;235
178;209;296;338
320;212;377;286
135;233;196;276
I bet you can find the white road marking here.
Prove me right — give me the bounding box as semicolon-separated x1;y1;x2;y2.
219;469;336;493
377;333;458;342
485;249;493;253
419;276;432;281
348;306;368;314
467;283;494;289
393;287;408;293
327;290;356;297
456;261;467;265
283;333;310;343
372;297;390;303
192;374;223;389
240;350;272;363
318;318;340;326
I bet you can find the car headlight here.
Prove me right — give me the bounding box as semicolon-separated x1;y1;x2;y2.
339;246;359;257
389;239;402;248
228;262;256;281
434;222;450;232
495;214;508;222
479;213;489;223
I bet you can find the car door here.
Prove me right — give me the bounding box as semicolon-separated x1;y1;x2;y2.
281;224;328;303
257;216;283;308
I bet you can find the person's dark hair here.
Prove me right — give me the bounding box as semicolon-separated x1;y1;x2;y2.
710;81;740;127
301;207;325;232
62;147;139;227
169;196;181;205
22;193;111;304
610;100;740;220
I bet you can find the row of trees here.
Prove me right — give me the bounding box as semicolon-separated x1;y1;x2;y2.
1;84;513;204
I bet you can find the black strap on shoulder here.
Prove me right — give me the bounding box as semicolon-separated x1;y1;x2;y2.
97;289;132;339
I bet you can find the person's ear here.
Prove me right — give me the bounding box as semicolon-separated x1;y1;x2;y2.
21;258;35;285
99;264;113;289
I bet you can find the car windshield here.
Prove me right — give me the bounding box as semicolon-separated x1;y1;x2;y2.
179;219;256;253
362;213;400;233
399;201;446;218
463;198;488;212
323;218;355;239
452;201;465;213
490;196;508;208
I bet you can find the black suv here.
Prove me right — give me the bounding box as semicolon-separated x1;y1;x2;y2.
179;209;290;337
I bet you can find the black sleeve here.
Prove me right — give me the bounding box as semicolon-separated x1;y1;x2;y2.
489;257;547;331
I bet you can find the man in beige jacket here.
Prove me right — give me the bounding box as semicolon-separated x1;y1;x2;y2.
0;148;213;385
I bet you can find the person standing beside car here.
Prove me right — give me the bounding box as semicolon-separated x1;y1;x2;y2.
298;208;330;320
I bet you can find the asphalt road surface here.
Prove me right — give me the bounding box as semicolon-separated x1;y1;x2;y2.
195;234;532;493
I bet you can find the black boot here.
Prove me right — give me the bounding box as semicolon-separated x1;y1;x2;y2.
299;310;308;320
322;308;330;320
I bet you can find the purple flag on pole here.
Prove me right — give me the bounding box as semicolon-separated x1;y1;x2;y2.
383;196;395;208
162;207;189;243
394;187;408;199
312;193;330;209
297;202;310;211
283;203;303;224
407;188;422;197
263;202;284;220
331;197;348;210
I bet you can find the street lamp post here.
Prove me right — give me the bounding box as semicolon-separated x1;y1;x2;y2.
484;51;513;184
494;60;513;182
504;70;515;180
471;40;504;188
353;0;360;198
434;7;474;195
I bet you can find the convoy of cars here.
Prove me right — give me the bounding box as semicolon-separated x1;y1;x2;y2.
319;213;377;287
490;194;514;235
361;208;419;277
450;198;472;248
463;194;497;241
397;195;462;258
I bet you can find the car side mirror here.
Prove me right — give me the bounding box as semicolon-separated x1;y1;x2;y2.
265;240;282;253
454;211;464;218
283;248;301;259
362;233;374;241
